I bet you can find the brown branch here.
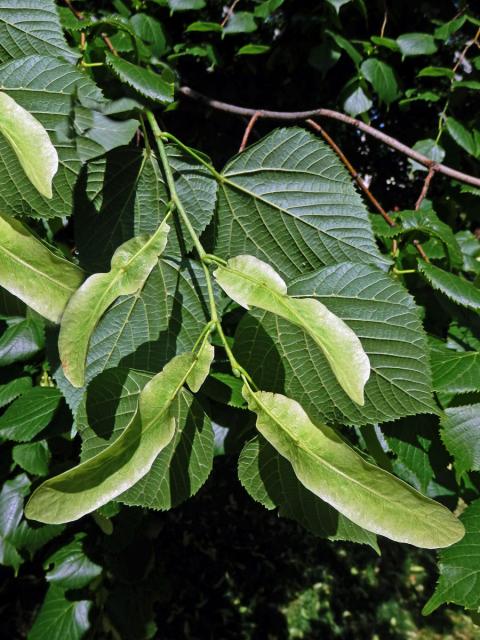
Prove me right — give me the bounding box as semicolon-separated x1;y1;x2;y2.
179;86;480;188
239;112;261;152
415;164;437;211
413;239;430;263
64;0;83;19
306;119;396;227
101;33;118;56
221;0;241;28
64;0;118;57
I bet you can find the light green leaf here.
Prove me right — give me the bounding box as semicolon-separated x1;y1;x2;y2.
434;15;467;40
417;66;454;78
234;262;435;426
0;213;84;323
236;44;270;55
214;128;387;280
361;58;399;103
106;53;174;105
243;387;464;548
0;387;61;442
0;55;104;219
28;585;91;640
423;499;480;614
0;377;32;409
419;261;480;312
12;441;50;476
430;341;480;394
45;534;102;590
59;219;170;388
410;139;445;172
397;33;437;56
168;0;206;10
185;21;222;33
223;12;257;35
239;436;379;549
25;352;205;523
0;92;57;198
441;405;480;478
186;339;214;392
370;36;400;51
0;0;76;64
446;117;477;156
214;255;370;405
344;86;372;117
77;368;214;511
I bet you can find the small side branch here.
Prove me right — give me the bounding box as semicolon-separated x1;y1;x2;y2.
179;86;480;188
239;112;261;152
415;164;437;211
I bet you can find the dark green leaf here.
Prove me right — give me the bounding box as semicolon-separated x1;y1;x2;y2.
0;377;32;409
28;585;92;640
106;53;174;104
441;405;480;478
0;387;61;442
397;33;437;56
361;58;399;103
45;534;102;589
446;117;477;156
223;12;257;35
0;316;45;366
430;340;480;394
12;441;50;476
419;261;480;312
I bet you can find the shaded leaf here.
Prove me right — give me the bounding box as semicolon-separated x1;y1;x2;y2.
397;33;437;56
446;117;477;156
45;534;102;589
12;441;50;476
0;316;45;366
441;404;480;478
106;53;174;104
430;340;480;394
344;86;372;116
361;58;399;103
0;377;32;409
0;387;61;442
28;585;91;640
419;261;480;312
223;12;257;35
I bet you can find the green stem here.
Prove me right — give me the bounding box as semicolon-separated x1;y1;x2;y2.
159;131;224;182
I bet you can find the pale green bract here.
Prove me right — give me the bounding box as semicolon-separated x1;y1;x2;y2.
25;351;206;524
214;255;370;405
59;219;170;388
0;213;84;323
0;92;58;198
243;386;465;548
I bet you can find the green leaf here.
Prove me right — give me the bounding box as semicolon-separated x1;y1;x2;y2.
26;351;206;523
446;117;477;156
396;209;463;267
326;30;362;66
77;368;212;510
344;86;372;117
239;436;379;549
214;128;387;280
0;55;104;219
11;520;64;558
397;33;437;56
455;231;480;275
370;36;400;51
430;341;480;394
361;58;399;103
234;262;436;426
75;110;139;160
325;0;352;13
237;44;270;55
423;499;480;614
0;387;61;442
59;219;170;388
130;13;166;55
106;53;174;105
0;0;76;64
0;213;84;323
214;255;370;405
0;316;45;366
168;0;206;10
185;21;223;32
28;585;91;640
417;66;454;78
418;261;480;312
243;387;464;548
45;534;102;589
410;139;445;172
441;405;480;478
0;474;30;571
0;91;58;198
434;15;467;40
12;441;50;476
223;12;257;35
186;339;214;392
0;377;32;409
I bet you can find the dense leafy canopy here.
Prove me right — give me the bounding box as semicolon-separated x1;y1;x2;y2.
0;0;479;636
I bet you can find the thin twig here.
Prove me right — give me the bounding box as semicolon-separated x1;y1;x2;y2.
307;119;396;227
221;0;241;28
64;0;83;19
179;86;480;188
413;239;430;263
239;112;261;152
415;164;437;211
101;33;118;56
64;0;118;57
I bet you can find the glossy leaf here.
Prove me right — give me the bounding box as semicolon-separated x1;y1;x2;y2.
0;92;58;198
45;534;102;590
28;585;92;640
441;405;480;478
26;352;205;523
419;261;480;312
423;499;480;614
0;316;45;366
59;219;170;387
344;86;372;117
0;474;30;571
0;213;84;323
234;262;435;426
0;377;32;409
361;58;399;103
214;255;370;405
244;387;464;548
239;435;379;549
446;117;477;156
397;33;437;56
0;387;61;442
106;53;174;104
214;128;387;280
